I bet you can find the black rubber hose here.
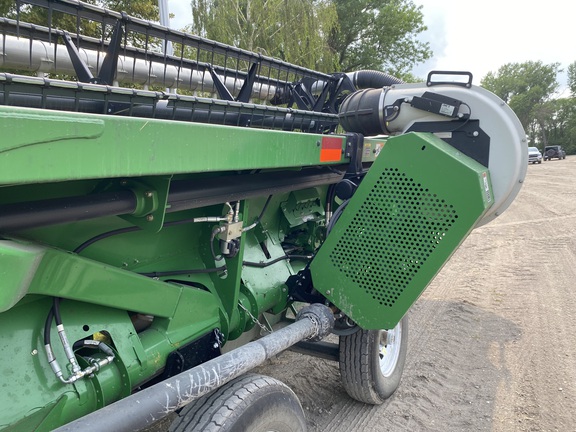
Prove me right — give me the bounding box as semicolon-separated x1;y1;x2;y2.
243;254;313;268
138;266;227;278
74;226;141;253
327;199;350;235
44;306;54;346
338;71;404;135
348;70;404;89
53;297;63;326
44;297;62;347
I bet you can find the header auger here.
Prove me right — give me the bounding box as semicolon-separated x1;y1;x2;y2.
0;1;526;430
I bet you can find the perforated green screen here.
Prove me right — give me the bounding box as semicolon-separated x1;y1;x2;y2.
310;132;492;329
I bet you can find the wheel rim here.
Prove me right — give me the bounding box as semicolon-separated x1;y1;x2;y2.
378;321;402;377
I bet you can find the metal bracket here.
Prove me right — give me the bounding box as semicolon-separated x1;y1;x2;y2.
61;15;126;85
236;62;259;103
406;119;490;167
344;133;364;178
62;32;94;83
141;331;221;386
207;65;235;101
119;176;171;233
289;80;316;110
315;73;356;114
286;268;325;304
96;16;125;85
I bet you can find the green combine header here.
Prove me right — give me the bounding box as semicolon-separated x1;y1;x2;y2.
0;1;526;431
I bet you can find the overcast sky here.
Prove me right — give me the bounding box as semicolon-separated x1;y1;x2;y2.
414;0;574;94
166;0;575;94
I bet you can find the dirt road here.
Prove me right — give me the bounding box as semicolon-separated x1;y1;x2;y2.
256;156;576;431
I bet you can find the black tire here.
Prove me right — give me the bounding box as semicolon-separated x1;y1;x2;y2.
339;315;408;404
169;373;307;432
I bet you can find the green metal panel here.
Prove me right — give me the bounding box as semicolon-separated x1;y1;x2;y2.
0;279;221;430
0;241;45;312
0;298;130;431
23;244;188;317
0;237;223;340
310;132;493;330
0;106;346;185
361;137;387;163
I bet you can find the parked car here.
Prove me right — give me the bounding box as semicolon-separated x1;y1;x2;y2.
528;147;542;164
543;145;566;161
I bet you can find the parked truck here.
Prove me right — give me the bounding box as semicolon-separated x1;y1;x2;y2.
0;1;527;430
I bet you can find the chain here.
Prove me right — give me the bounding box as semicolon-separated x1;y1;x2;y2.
238;303;273;334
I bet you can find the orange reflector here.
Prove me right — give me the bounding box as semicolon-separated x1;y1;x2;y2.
320;137;343;162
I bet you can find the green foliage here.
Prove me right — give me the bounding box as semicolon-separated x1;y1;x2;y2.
568;61;576;96
480;61;576;153
189;0;339;72
105;0;159;20
11;0;430;76
481;61;560;132
395;71;424;83
544;98;576;154
0;0;14;15
13;0;158;38
189;0;429;74
327;0;431;74
17;2;100;37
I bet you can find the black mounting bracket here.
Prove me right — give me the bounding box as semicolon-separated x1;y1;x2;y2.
207;65;235;101
317;73;356;114
62;14;126;85
407;119;490;167
286;268;325;304
236;62;259;103
344;133;364;178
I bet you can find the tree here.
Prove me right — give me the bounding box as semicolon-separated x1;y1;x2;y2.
327;0;431;74
543;98;576;154
11;0;159;39
568;61;576;96
189;0;430;74
189;0;339;72
0;0;13;15
481;61;560;137
105;0;159;20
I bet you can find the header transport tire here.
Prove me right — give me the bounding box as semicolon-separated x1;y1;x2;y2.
169;373;307;432
339;315;408;404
